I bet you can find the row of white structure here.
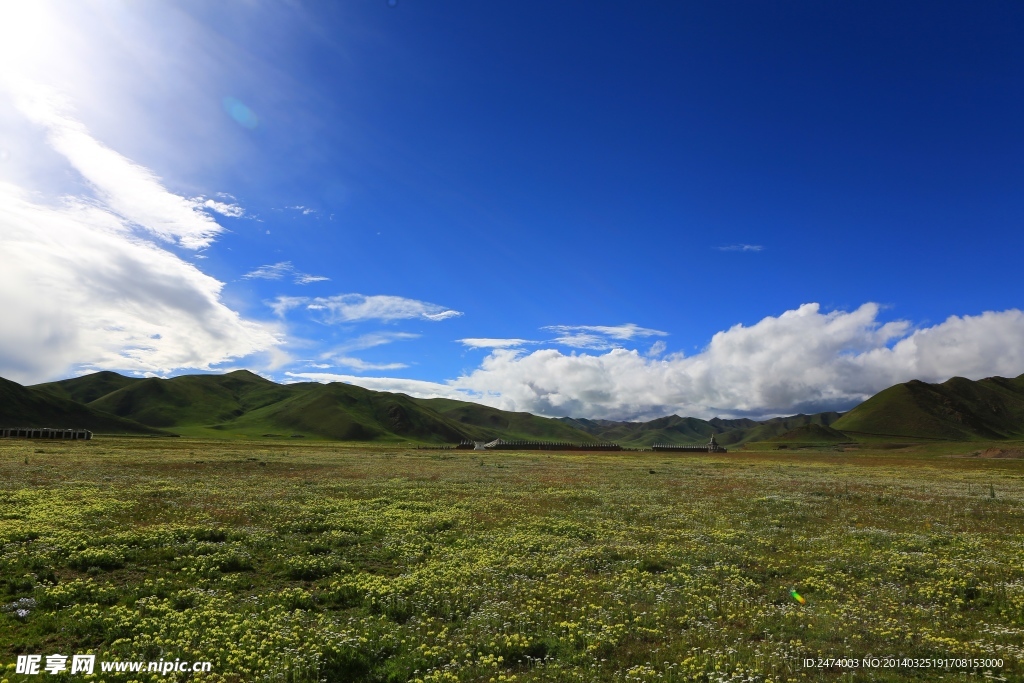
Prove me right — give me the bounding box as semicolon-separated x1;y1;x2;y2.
1;427;93;440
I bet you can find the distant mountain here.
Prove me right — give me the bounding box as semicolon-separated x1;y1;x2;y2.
556;411;844;446
418;399;602;443
0;377;166;435
7;370;1024;444
832;374;1024;440
718;412;844;445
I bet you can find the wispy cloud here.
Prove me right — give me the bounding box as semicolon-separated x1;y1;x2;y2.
243;261;329;285
12;82;227;250
329;357;408;371
294;273;330;284
716;244;764;252
193;197;245;218
244;261;293;280
458;338;532;349
541;323;668;349
273;294;462;323
330;332;420;353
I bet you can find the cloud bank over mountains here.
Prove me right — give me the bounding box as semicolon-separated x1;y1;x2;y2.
295;303;1024;420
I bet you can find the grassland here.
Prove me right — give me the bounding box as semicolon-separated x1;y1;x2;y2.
1;439;1022;682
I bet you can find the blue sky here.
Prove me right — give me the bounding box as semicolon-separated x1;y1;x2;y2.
1;1;1023;420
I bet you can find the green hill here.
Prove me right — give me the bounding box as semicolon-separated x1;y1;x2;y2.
580;415;718;447
423;399;600;442
556;411;844;447
229;383;471;442
32;371;143;404
718;412;844;445
86;370;291;429
11;369;1024;444
832;374;1024;440
768;423;850;443
0;377;166;435
22;371;595;443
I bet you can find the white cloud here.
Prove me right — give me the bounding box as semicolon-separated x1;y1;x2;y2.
195;197;245;218
646;340;667;357
275;294;462;323
11;82;227;250
0;80;279;383
716;244;764;252
294;273;330;284
542;323;668;349
0;181;280;383
244;262;293;280
244;262;329;285
268;295;307;318
284;372;473;401
330;332;420;354
330;357;409;371
459;338;531;349
317;303;1024;421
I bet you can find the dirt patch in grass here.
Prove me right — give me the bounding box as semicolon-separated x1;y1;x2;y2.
978;447;1024;459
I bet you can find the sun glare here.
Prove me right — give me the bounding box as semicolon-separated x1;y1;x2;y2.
0;1;67;83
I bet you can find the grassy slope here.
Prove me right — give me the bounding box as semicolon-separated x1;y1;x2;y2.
32;370;143;404
582;415;719;447
229;383;471;443
557;412;846;447
718;412;845;445
417;398;598;442
16;370;1024;445
833;374;1024;440
767;422;850;443
86;370;293;430
0;377;166;435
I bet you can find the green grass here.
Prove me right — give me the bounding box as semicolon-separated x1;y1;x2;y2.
1;438;1022;682
833;374;1024;441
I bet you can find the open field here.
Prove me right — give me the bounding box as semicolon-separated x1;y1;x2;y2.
1;439;1023;682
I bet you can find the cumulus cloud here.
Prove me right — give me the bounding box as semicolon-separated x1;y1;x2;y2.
326;303;1024;421
243;262;329;285
459;338;532;349
272;294;462;323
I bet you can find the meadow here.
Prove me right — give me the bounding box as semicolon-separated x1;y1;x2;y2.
1;438;1022;682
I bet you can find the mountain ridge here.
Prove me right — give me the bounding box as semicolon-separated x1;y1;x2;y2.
4;370;1024;444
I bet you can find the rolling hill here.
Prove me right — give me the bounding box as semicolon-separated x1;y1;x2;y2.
20;371;596;443
557;411;844;446
0;377;166;435
5;370;1024;444
832;374;1024;440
